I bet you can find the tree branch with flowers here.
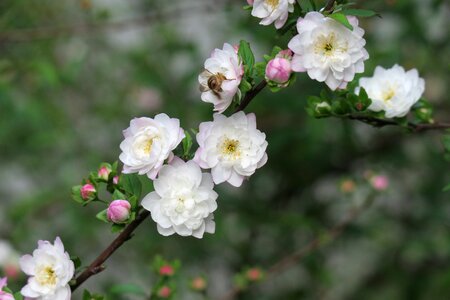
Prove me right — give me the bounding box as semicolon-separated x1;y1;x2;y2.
2;0;450;299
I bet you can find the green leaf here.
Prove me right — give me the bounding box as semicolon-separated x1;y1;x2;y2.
254;61;267;78
329;13;353;30
119;174;142;198
112;189;127;201
238;40;255;77
243;5;252;10
71;185;84;204
341;9;379;18
298;0;315;12
442;135;450;152
182;130;193;158
71;256;82;269
109;284;147;296
13;292;24;300
111;223;126;233
239;78;252;93
96;209;109;223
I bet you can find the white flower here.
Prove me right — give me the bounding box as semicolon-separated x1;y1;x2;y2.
199;43;243;113
119;114;185;179
288;12;369;90
142;158;218;239
356;65;425;118
251;0;295;29
194;112;268;187
20;237;74;300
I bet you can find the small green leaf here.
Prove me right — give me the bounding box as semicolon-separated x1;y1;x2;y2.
14;292;24;300
112;189;127;201
254;61;267;77
96;209;109;223
239;78;252;93
238;40;255;77
443;183;450;192
111;223;126;233
329;13;353;30
119;174;142;198
71;185;84;204
71;256;82;270
182;130;193;158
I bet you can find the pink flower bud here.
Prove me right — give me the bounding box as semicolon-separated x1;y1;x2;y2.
98;166;111;180
107;200;131;223
246;0;254;5
371;175;389;191
80;184;96;200
113;176;120;185
265;57;292;84
276;49;293;59
246;268;263;281
158;286;171;298
159;265;174;276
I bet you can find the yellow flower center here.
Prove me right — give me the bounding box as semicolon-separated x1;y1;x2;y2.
265;0;279;8
315;33;347;57
221;138;241;159
382;87;396;102
36;266;57;287
143;139;153;154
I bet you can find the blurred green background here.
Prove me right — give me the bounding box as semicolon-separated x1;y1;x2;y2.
0;0;449;299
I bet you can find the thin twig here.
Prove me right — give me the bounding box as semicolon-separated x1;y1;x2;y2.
323;0;337;12
234;80;268;113
70;210;150;291
348;114;450;132
219;196;375;300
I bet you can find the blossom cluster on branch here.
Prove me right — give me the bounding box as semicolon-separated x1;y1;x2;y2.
3;1;448;299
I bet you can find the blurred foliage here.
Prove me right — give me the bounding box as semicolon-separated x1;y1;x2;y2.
0;0;449;299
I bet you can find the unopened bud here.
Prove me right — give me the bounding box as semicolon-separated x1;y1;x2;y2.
113;176;120;185
159;265;174;276
107;200;131;223
80;184;96;201
246;268;263;281
370;175;389;191
157;286;171;298
98;166;111;181
247;0;254;5
265;57;292;85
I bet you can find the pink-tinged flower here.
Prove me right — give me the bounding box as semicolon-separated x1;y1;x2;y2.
113;176;120;185
80;184;96;201
194;112;268;187
371;175;389;191
157;286;171;298
119;114;185;180
191;277;207;291
288;12;369;90
246;268;263;281
251;0;295;29
0;277;14;300
199;43;244;113
20;237;74;300
276;49;293;59
142;158;218;238
247;0;254;5
265;57;292;85
98;166;111;180
159;265;174;276
107;200;131;224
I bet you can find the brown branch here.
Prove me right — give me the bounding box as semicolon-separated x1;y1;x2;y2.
234;80;267;113
219;196;374;300
323;0;337;12
347;114;450;132
70;210;150;291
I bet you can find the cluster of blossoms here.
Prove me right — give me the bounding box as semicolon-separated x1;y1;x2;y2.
12;2;429;299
